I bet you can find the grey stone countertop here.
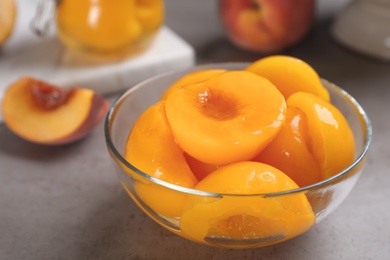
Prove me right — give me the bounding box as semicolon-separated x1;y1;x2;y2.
1;0;389;259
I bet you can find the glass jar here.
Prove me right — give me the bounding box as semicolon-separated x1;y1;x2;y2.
33;0;164;58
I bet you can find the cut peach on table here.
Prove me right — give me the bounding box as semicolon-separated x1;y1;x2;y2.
165;70;286;165
160;69;226;101
180;161;315;247
246;55;330;101
125;101;198;217
2;77;109;145
287;92;355;180
254;106;322;187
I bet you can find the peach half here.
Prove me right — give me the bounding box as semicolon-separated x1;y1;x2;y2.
246;55;330;101
287;92;355;179
254;106;322;187
160;69;226;101
125;101;198;217
165;70;286;165
1;77;109;145
180;161;315;246
125;101;198;187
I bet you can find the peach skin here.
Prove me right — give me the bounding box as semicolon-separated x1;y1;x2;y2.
161;69;226;101
219;0;315;53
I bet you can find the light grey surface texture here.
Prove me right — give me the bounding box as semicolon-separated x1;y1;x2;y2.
1;0;389;259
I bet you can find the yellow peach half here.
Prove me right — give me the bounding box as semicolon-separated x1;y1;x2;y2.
180;161;315;247
246;55;330;101
2;77;109;145
165;70;286;165
287;92;355;179
254;106;322;187
125;101;198;217
160;69;226;101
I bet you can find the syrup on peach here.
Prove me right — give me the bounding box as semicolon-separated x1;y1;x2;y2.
165;70;286;165
180;161;315;246
161;69;226;101
125;101;198;217
125;101;198;188
254;106;322;187
287;92;355;179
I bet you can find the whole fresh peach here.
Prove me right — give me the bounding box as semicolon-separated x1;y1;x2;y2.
219;0;315;53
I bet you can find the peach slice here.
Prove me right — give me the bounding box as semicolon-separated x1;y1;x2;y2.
0;0;16;46
165;70;286;165
125;101;198;217
287;92;355;179
246;55;330;101
160;69;226;101
254;106;322;187
180;161;315;246
2;77;109;145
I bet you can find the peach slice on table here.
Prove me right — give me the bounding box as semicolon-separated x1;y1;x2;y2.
246;55;330;101
287;92;355;180
180;161;315;247
165;70;286;165
160;69;226;101
125;101;198;218
1;77;109;145
254;106;322;187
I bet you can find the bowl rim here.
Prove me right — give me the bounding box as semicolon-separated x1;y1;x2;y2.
104;63;373;198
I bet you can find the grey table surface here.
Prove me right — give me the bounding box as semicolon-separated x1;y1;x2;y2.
1;0;389;259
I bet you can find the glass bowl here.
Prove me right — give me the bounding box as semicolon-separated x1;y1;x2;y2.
104;63;372;249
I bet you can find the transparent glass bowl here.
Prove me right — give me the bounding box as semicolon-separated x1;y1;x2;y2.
104;63;372;249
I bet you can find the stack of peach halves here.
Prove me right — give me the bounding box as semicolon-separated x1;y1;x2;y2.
125;55;356;242
126;55;355;192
